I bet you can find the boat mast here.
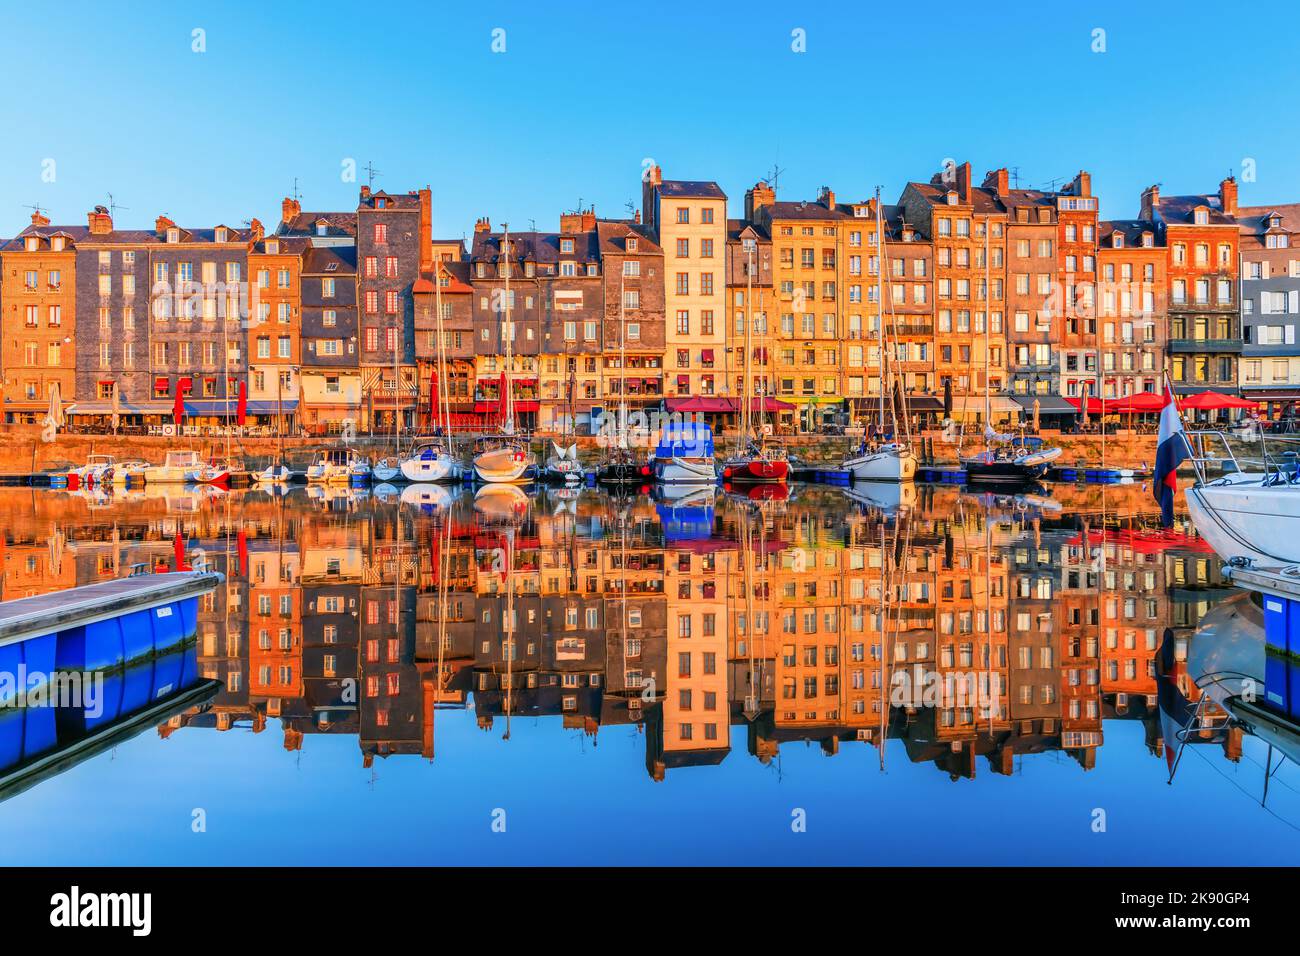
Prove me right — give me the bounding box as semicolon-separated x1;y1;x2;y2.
502;224;515;437
433;257;453;456
875;189;886;439
618;271;628;450
743;244;754;451
983;215;992;452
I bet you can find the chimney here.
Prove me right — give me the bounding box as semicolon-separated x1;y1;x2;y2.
360;185;371;202
559;211;584;233
818;185;836;210
30;209;50;228
581;208;596;231
1140;185;1160;221
1219;176;1238;217
633;210;641;225
745;181;775;222
87;205;113;235
473;217;492;234
281;196;301;225
155;215;175;234
418;186;433;273
249;218;265;243
1071;170;1092;198
982;168;1009;196
956;162;971;203
641;164;663;231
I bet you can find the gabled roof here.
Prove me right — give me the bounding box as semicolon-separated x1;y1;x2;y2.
0;225;88;251
595;219;662;255
302;245;357;275
907;179;1008;216
765;200;847;221
250;235;309;256
1236;202;1300;235
1099;219;1163;249
1155;193;1236;227
469;229;601;266
726;218;770;242
277;211;357;238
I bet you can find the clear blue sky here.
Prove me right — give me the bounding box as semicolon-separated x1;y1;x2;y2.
3;0;1299;239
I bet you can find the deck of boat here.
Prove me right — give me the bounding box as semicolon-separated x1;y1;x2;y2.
0;571;224;648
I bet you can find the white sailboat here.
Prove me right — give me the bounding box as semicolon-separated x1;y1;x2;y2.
143;450;202;484
401;256;460;482
473;224;536;483
844;191;916;483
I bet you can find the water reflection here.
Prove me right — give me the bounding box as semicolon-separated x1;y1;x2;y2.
0;480;1245;786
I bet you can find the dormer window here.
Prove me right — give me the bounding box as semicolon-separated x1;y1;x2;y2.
627;237;638;252
560;238;574;253
525;261;536;278
377;198;387;209
1112;233;1124;248
1271;216;1282;229
1194;209;1208;225
51;237;65;252
25;237;38;252
586;263;597;276
1142;233;1154;248
167;228;180;243
215;228;228;243
266;240;279;255
317;221;328;236
946;191;958;206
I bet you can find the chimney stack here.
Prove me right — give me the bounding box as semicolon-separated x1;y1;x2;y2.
30;209;50;227
982;168;1009;196
249;218;265;243
473;217;492;234
281;196;301;224
87;205;113;235
956;162;972;203
1070;170;1092;198
360;185;371;202
633;210;641;225
418;186;433;273
1140;185;1160;221
1219;176;1238;217
642;164;663;232
155;215;175;234
745;181;776;222
818;185;836;210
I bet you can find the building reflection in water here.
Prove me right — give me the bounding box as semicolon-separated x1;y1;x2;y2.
0;480;1244;784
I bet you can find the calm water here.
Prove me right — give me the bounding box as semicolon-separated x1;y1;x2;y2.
0;479;1295;866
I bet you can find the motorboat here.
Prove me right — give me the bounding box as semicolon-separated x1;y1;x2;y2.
1186;471;1300;568
372;456;401;482
143;450;202;484
962;435;1062;483
110;459;150;486
348;455;373;483
256;462;294;484
473;436;535;484
401;440;460;483
843;441;917;482
651;421;716;484
543;441;583;484
71;454;116;488
306;448;356;484
189;458;231;486
721;442;790;484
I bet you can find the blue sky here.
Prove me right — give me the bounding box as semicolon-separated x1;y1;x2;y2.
3;0;1299;239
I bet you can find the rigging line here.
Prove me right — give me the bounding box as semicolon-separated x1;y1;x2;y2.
1186;741;1300;833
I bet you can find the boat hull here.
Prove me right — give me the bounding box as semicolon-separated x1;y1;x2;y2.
400;454;458;483
474;447;533;483
596;461;647;485
722;458;789;484
653;457;716;484
844;449;916;483
963;460;1051;483
1186;479;1300;568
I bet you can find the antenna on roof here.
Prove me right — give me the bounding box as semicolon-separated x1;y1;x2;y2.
22;202;44;217
764;163;786;194
364;161;381;190
624;199;636;217
107;193;129;218
529;218;537;233
1009;167;1021;189
292;177;301;203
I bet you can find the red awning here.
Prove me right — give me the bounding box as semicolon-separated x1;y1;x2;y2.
677;375;690;388
1178;391;1260;411
514;401;540;412
701;349;715;363
1107;392;1165;413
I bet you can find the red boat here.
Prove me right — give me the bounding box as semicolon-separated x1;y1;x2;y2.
721;456;789;484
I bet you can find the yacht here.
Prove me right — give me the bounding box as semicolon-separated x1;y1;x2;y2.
844;441;918;482
306;448;357;484
256;462;294;484
372;456;401;482
1186;469;1299;568
473;436;535;483
543;441;583;484
651;421;716;484
144;450;202;484
71;454;116;488
962;434;1062;483
400;440;460;483
110;459;150;486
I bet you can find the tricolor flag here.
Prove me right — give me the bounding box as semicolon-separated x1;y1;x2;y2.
1154;385;1188;528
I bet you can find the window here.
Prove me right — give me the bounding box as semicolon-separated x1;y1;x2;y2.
373;223;387;244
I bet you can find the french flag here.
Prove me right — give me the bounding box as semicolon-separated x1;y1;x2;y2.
1154;389;1188;528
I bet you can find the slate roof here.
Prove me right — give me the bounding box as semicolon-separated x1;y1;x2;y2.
302;244;357;275
657;180;726;200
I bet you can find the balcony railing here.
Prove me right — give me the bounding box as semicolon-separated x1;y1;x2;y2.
1167;338;1242;353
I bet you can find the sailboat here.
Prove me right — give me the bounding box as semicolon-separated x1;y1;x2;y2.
256;384;294;483
721;243;788;484
401;259;460;482
844;190;916;483
473;224;536;484
543;367;583;484
959;213;1060;483
597;269;649;486
373;304;406;482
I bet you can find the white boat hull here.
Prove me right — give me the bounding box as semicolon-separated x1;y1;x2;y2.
400;483;453;510
256;465;293;484
844;447;917;483
474;447;533;483
653;457;716;484
545;460;584;484
400;453;459;483
372;463;400;482
1186;477;1300;568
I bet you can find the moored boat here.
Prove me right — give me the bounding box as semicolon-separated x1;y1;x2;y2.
400;440;460;483
651;421;716;484
143;450;202;485
473;437;535;483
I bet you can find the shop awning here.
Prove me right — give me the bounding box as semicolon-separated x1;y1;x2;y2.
1010;394;1077;415
855;395;945;413
67;400;174;416
245;400;300;415
184;400;241;417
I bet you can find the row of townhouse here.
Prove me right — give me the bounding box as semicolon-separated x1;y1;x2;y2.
1;166;1296;434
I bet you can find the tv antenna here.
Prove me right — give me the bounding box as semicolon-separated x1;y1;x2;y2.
364;161;381;189
1009;167;1021;189
292;177;301;202
764;163;787;194
107;193;129;218
624;199;636;217
22;202;45;219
